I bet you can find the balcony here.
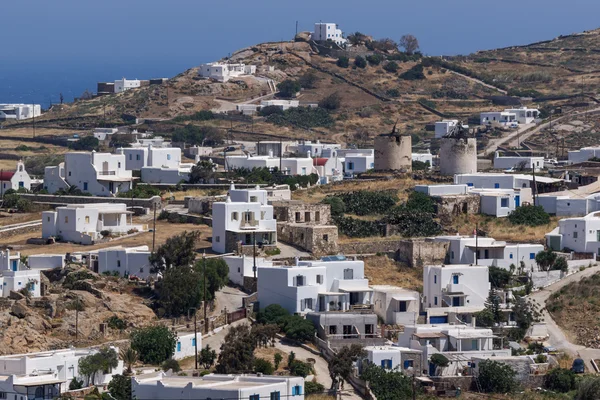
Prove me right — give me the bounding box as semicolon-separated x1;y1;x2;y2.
350;304;374;313
240;219;259;229
98;170;117;176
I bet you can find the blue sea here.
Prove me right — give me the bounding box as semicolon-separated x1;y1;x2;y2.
1;0;599;106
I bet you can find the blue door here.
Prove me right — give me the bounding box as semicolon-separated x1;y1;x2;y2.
515;195;520;207
429;362;437;376
430;316;448;324
11;260;17;271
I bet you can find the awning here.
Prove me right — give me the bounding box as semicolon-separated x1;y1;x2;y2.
465;243;505;248
445;292;466;297
413;332;446;339
392;295;417;301
338;283;373;293
97;176;138;182
416;377;434;383
14;379;65;387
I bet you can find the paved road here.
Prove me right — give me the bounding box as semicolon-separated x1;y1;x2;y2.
528;265;600;371
212;285;246;316
479;124;534;156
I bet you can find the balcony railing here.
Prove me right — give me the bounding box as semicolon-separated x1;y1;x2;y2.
98;170;117;176
240;219;259;228
350;304;374;312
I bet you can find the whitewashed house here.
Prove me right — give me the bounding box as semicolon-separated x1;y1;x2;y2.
132;372;304;400
225;154;314;176
27;254;65;271
371;285;420;325
538;192;600;217
505;107;540;124
120;145;181;171
114;78;141;93
546;211;600;253
198;62;256;82
0;161;32;192
97;246;154;279
257;257;372;315
361;346;423;375
412;151;433;167
173;332;200;361
432;235;543;271
480;111;517;125
423;264;490;310
0;249;42;297
493;152;544;171
312;22;346;46
44;152;133;196
0;347;124;395
0;104;41;120
435;120;459;138
344;149;375;176
312;157;343;184
398;324;511;376
93;128;119;141
568;146;600;164
212;185;277;253
224;255;273;287
454;173;562;190
42;203;145;245
294;140;342;157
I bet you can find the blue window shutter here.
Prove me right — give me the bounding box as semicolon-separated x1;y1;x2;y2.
453;275;459;284
530;253;535;259
381;360;386;368
494;183;500;188
192;338;196;346
177;342;181;352
404;360;409;369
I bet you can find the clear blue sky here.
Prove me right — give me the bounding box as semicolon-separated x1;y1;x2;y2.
1;0;599;104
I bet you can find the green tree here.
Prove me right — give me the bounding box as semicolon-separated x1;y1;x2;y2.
107;374;131;400
553;256;568;272
288;351;296;367
69;136;99;151
430;353;449;375
489;266;512;288
575;376;600;400
282;315;316;342
399;64;425;80
149;231;200;273
156;266;202;316
69;377;84;390
257;304;290;326
171;125;223;146
277;79;301;98
254;358;274;375
399;34;420;55
162;358;181;372
366;54;383;66
130;326;177;365
216;324;256;373
477;360;518;393
336;56;350;68
321;196;345;218
299;71;319;89
483;289;505;325
319;92;342;110
354;56;367;69
328;345;366;390
289;360;312;377
508;205;550;227
305;381;325;395
200;345;217;369
513;296;540;333
119;347;138;375
188;160;216;184
78;347;119;386
273;353;283;370
194;258;229;303
383;61;399;73
360;362;413;400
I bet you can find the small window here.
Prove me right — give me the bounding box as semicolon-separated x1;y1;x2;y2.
329;325;337;335
305;212;311;222
494;183;500;189
0;391;6;399
215;236;220;243
117;260;121;267
323;234;329;242
232;212;239;221
136;154;141;160
296;275;305;286
574;232;578;239
192;338;196;346
167;154;171;160
453;275;459;284
83;182;88;191
68;171;72;176
501;198;509;208
316;275;323;284
434;275;437;284
118;162;121;168
348;162;354;170
270;392;280;400
250;196;257;202
64;216;69;223
85;216;90;223
451;251;454;260
315;211;320;222
129;154;132;160
177;342;181;352
530;253;535;259
434;296;438;306
47;217;50;222
510;253;513;259
292;385;302;396
404;359;414;369
295;212;301;222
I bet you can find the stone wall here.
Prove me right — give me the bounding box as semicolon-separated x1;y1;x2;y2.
338;239;401;255
434;194;480;221
277;223;338;255
188;197;217;215
272;200;332;225
243;276;257;293
396;239;450;267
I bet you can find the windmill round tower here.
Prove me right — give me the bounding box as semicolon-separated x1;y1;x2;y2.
374;122;412;172
439;122;477;176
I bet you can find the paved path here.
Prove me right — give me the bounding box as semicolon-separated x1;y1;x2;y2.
272;242;310;259
212;285;246;317
479;124;534;156
528;266;600;371
202;319;250;355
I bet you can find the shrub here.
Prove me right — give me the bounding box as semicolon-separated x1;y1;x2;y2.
335;216;382;238
69;377;84;390
334;191;398;216
107;316;127;331
171;110;214;123
100;230;111;238
162;358;181;372
289;360;311;377
366;54;384;66
299;71;319;89
171;124;223;146
489;266;512;289
282;315;316;342
399;64;425;80
305;380;325;395
319;92;342;110
411;160;429;170
69;136;99;151
336;56;349;68
544;368;575;393
274;353;283;370
266;107;334;128
258;105;284;117
383;61;399;73
354;56;367;69
254;358;274;375
508;205;550;226
430;353;449;368
277;79;301;98
478;359;518;393
321;196;345;217
386;88;400;98
130;326;177;365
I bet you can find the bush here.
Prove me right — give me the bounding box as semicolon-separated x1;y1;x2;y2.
256;304;289;326
130;326;177;365
258;105;284;117
334;191;398;216
336;56;349;68
266;107;334;128
386;88;400;98
319;92;342;110
354;56;367;69
69;377;84;390
508;205;550;226
399;64;425;80
299;71;319;89
366;54;384;66
277;79;301;98
383;61;399;73
489;266;512;289
162;358;181;372
335;216;382;238
171;110;214;123
478;359;518;393
575;376;600;399
321;196;346;217
289;360;312;377
411;160;429;170
305;380;325;395
543;368;575;392
283;315;316;342
107;316;127;331
69;136;99;151
171;124;223;146
254;358;274;375
117;185;161;199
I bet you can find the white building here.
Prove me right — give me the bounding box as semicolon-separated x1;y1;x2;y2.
371;285;420;325
412;151;433;167
42;203;145;245
546;211;600;253
505;107;540;124
480;107;539;125
121;145;181;171
398;324;511;376
114;78;141;93
0;161;31;193
198;62;256;82
93;128;119;141
493;152;544;171
435;120;459;138
27;254;65;271
0;249;42;298
132;372;304;400
257;257;371;315
44;152;133;197
97;246;155;279
226;154;313;176
312;157;343;184
212;185;277;253
432;235;543;271
0;347;123;395
173;332;200;361
344;149;375;176
568;146;600;164
0;104;41;120
224;255;273;287
362;346;422;374
423;264;490;310
454;173;562;190
312;22;346;46
294;141;341;157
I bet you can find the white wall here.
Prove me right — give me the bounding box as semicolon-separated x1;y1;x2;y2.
435;120;458;139
345;154;374;174
224;255;273;286
28;254;64;271
0;270;41;297
257;266;324;314
97;247;153;279
569;147;600;164
141;167;190;184
114;78;141;93
494;155;544;170
173;333;200;361
423;265;489;309
62;152;132;196
43;164;69;193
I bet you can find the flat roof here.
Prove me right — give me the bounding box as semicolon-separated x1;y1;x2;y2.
413;332;446;339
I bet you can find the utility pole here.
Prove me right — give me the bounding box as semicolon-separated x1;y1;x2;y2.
412;373;416;400
194;311;198;370
75;296;79;342
295;21;298;38
279;136;283;173
32;104;36;138
152;202;157;251
475;223;478;265
253;231;257;279
532;166;537;206
203;251;208;333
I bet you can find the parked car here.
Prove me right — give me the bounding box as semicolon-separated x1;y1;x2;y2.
572;358;585;373
224;146;236;152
